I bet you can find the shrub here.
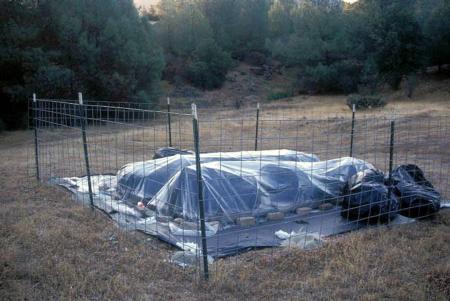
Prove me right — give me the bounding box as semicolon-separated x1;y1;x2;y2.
303;63;339;93
244;51;267;66
267;90;292;101
333;60;361;93
301;62;361;93
347;94;386;110
186;39;232;89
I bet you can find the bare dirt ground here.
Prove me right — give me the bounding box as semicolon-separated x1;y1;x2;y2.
1;84;450;300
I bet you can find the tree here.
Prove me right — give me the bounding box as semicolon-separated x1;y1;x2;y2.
235;0;270;54
187;39;232;89
373;1;424;89
201;0;270;57
0;0;164;129
348;0;424;90
423;0;450;70
200;0;241;52
269;2;360;92
156;0;213;56
268;0;296;39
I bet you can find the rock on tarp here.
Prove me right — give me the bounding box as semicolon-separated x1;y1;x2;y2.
148;157;374;223
116;149;319;205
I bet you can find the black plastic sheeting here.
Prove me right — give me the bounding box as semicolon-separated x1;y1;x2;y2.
392;164;441;217
52;150;446;259
341;169;399;223
153;147;194;159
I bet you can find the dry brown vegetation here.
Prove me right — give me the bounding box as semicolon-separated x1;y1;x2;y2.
1;84;450;300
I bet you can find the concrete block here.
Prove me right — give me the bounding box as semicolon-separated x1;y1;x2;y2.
173;218;198;230
266;211;284;221
296;207;312;216
173;217;184;224
236;216;256;227
319;202;333;211
156;215;172;223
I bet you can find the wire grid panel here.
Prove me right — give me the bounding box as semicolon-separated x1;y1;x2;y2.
33;100;191;177
30;99;210;277
197;113;449;280
30;98;450;282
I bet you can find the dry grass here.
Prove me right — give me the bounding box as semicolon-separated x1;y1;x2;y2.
1;89;450;300
206;215;450;300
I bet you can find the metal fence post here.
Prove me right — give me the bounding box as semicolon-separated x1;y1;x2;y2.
387;120;395;199
255;102;260;151
167;97;172;147
349;104;356;157
191;103;209;281
33;93;40;181
78;92;94;209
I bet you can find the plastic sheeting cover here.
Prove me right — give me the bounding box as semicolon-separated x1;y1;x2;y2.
117;149;319;205
52;150;448;258
150;157;374;223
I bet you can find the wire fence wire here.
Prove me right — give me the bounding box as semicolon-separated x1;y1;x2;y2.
28;96;450;282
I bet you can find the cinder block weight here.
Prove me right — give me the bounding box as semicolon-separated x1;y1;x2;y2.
156;215;173;223
296;207;312;216
266;211;284;221
319;202;333;211
173;218;198;230
236;216;256;227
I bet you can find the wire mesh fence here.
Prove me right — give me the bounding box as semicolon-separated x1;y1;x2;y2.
28;95;450;282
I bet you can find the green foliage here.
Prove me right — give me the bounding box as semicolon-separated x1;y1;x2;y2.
197;0;241;52
423;0;450;69
372;2;424;89
359;57;380;94
32;66;75;98
298;61;361;94
303;63;339;92
234;0;270;54
270;2;361;93
155;1;234;89
267;90;292;101
268;0;295;39
156;1;213;56
164;0;271;58
2;0;450;129
187;39;232;89
0;0;163;129
268;0;446;93
347;94;386;110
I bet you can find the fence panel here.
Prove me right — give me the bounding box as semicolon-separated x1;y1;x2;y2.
30;97;450;284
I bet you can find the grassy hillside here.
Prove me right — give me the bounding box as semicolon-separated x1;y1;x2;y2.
163;64;450;117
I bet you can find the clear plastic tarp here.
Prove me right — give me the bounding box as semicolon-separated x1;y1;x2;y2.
52;150;446;259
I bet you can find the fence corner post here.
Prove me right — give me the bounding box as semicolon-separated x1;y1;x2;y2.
255;102;260;151
349;104;356;157
191;103;209;281
33;93;40;181
167;97;172;147
78;92;94;209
